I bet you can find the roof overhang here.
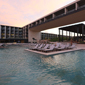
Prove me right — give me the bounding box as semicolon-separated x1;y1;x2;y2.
59;24;85;34
30;8;85;32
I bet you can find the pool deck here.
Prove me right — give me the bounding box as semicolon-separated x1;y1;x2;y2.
25;44;85;56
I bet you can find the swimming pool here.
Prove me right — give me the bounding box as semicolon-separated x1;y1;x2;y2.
0;45;85;85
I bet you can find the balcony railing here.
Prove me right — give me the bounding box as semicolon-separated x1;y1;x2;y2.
2;37;5;39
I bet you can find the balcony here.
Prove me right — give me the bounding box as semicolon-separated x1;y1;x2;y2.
15;30;18;32
45;14;52;22
2;37;5;39
77;0;85;9
1;33;5;35
6;35;9;38
11;34;14;36
54;9;64;18
19;29;23;31
1;30;5;32
1;26;5;30
15;35;19;37
11;32;14;34
7;31;9;34
7;34;9;35
15;32;18;34
1;35;5;37
10;37;14;39
66;3;75;13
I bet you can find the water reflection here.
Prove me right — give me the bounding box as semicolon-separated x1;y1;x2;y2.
0;46;85;85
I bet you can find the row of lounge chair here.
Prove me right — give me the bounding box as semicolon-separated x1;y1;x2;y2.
31;43;76;52
0;44;6;48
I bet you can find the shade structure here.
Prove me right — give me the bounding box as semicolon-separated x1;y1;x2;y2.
59;24;85;42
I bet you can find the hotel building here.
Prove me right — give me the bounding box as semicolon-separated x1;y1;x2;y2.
41;33;58;40
0;0;85;43
0;25;28;43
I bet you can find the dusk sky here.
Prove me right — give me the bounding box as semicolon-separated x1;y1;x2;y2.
0;0;84;34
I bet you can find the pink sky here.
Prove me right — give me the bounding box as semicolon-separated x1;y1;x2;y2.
0;0;78;27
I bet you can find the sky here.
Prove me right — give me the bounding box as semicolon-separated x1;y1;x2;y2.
0;0;85;34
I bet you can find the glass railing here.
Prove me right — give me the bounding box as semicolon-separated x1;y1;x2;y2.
2;37;5;39
11;32;14;34
7;34;9;35
78;5;85;9
67;9;75;13
10;37;15;38
15;32;18;34
1;33;5;35
2;31;5;33
55;13;65;18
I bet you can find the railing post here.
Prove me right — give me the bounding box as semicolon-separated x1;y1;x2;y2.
75;3;78;10
65;8;67;14
52;14;55;19
44;18;46;22
39;20;42;24
36;22;38;25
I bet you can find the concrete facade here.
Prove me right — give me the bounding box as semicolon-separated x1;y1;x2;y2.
26;0;85;32
28;29;41;42
0;25;28;43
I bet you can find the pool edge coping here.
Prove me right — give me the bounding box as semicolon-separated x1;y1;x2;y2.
24;48;84;56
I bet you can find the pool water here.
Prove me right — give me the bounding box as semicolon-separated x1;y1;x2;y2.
0;45;85;85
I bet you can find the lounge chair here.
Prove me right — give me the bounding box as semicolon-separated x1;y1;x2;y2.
55;43;61;49
66;43;71;49
32;44;39;50
36;44;44;50
38;44;49;50
0;44;4;46
0;44;6;48
57;44;66;50
68;44;76;49
42;44;55;52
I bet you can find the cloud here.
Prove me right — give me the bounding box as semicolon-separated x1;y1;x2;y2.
0;0;76;27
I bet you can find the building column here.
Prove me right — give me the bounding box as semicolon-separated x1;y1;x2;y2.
59;29;60;42
25;27;26;39
77;27;79;42
28;26;29;42
28;29;41;43
66;31;67;40
14;27;15;38
74;32;75;40
69;31;70;40
0;25;1;39
23;28;24;39
82;25;84;41
18;28;19;39
62;30;63;42
79;33;81;39
84;27;85;41
5;26;6;39
9;27;11;38
80;33;82;39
